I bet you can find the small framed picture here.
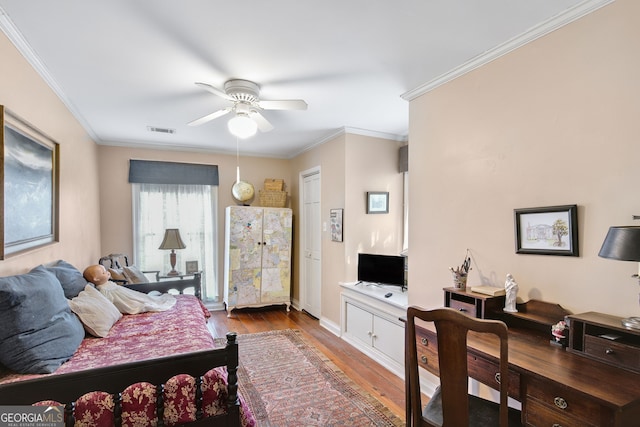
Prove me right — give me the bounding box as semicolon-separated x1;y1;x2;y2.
514;205;578;256
366;191;389;214
185;260;199;274
330;208;343;242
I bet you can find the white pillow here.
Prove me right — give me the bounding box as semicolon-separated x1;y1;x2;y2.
68;284;122;337
123;265;150;284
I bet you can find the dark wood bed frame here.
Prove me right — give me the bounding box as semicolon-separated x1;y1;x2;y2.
0;277;242;427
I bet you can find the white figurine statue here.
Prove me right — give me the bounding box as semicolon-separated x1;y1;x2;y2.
503;273;518;313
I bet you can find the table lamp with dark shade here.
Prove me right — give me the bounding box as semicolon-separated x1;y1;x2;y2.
598;226;640;329
159;228;186;276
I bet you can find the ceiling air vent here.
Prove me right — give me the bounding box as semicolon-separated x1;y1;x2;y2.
147;126;176;134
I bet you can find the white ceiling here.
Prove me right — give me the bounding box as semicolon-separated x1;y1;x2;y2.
0;0;603;158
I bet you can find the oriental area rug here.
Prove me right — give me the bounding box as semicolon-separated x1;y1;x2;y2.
226;329;404;427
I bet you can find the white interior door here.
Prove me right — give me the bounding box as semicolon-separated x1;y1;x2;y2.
301;169;321;318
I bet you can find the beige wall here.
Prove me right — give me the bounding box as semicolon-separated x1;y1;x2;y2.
0;31;101;276
344;134;404;276
408;0;640;318
290;132;404;326
96;144;292;294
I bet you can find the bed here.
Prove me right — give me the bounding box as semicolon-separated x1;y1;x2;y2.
0;261;256;427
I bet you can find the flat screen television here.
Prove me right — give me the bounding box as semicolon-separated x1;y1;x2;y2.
357;253;406;289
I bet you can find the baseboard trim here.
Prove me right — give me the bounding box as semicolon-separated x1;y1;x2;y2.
319;316;340;336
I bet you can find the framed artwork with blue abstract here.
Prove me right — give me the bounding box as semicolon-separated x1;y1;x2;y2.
1;106;59;259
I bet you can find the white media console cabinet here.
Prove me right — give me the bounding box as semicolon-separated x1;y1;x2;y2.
339;282;408;379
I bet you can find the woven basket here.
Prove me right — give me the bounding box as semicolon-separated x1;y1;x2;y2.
259;190;287;207
264;179;284;191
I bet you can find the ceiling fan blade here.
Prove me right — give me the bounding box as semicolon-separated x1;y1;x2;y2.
187;107;232;127
249;110;274;132
258;99;308;110
194;82;233;101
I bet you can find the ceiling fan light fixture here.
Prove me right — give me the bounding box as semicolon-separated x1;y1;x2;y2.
228;113;257;139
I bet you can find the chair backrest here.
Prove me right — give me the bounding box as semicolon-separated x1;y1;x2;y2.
405;306;510;427
99;253;130;269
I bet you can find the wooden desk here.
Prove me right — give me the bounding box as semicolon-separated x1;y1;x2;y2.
415;319;640;426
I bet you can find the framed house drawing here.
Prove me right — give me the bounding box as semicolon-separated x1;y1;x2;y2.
514;204;578;256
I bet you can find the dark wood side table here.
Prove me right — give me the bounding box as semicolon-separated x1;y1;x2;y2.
126;272;202;300
158;271;201;280
443;287;505;319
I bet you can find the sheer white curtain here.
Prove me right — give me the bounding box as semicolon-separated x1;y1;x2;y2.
132;183;218;301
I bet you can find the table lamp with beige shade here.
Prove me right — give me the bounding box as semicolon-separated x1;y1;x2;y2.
159;228;186;276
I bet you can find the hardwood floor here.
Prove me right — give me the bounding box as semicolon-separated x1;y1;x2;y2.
208;306;406;422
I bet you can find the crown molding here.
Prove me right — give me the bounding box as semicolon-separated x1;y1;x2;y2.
290;126;407;159
401;0;615;101
344;126;408;142
0;6;100;141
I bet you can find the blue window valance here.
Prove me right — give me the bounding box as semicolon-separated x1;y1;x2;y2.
128;160;219;185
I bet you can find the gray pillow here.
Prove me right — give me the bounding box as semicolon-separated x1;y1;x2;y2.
0;266;85;374
45;260;87;299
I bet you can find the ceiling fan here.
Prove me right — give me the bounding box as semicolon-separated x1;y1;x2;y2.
187;79;307;138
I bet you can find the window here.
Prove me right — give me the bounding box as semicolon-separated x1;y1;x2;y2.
132;183;218;301
128;160;220;303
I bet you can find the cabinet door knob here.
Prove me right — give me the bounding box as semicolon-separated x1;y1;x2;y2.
554;397;568;410
458;308;467;312
605;348;615;355
421;338;428;346
421;355;428;364
494;373;501;384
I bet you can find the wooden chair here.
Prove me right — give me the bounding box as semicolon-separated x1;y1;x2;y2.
98;253;160;283
405;306;522;426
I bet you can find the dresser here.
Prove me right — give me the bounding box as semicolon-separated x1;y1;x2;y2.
340;282;407;379
421;295;640;426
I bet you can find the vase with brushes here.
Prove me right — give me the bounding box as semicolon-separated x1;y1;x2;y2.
450;250;471;290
